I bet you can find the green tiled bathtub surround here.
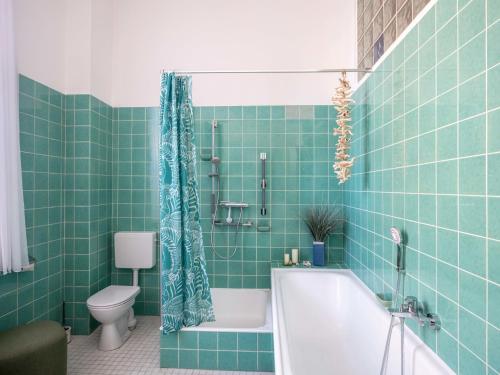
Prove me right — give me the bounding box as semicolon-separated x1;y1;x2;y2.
64;95;113;334
0;76;65;331
160;331;274;372
345;1;500;373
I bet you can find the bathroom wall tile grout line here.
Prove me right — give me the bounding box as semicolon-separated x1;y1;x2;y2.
484;0;489;371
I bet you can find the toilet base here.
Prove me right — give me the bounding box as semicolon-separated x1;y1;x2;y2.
98;308;135;351
128;307;137;330
99;324;132;351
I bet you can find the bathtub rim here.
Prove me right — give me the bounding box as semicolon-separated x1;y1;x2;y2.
271;268;454;375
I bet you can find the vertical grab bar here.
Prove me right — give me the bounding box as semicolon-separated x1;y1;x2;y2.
211;120;218;218
260;153;267;216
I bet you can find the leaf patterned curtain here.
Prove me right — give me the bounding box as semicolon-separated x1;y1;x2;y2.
159;72;214;333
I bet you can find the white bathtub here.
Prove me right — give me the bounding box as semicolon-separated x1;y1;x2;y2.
183;288;273;332
271;268;455;375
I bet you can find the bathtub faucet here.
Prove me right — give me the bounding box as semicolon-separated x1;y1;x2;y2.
391;296;418;319
389;296;441;330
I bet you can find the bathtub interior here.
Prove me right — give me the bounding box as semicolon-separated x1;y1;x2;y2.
183;288;272;332
272;268;454;375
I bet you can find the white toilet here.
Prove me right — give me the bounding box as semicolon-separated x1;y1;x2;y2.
87;231;156;351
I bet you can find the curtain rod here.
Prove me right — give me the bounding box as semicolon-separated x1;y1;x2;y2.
163;68;371;74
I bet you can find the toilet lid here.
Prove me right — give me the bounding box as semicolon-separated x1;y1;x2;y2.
87;285;140;309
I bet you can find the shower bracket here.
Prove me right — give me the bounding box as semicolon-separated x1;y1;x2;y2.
219;201;249;208
218;201;250;226
214;220;253;228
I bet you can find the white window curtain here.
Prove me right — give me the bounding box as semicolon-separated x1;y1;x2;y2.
0;0;29;274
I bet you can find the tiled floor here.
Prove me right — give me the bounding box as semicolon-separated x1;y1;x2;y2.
68;316;272;375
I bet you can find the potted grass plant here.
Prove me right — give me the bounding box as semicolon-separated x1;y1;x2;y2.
304;207;341;266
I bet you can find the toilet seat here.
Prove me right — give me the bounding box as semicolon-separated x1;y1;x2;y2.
87;285;140;309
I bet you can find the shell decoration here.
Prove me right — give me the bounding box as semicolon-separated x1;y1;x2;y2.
332;71;354;184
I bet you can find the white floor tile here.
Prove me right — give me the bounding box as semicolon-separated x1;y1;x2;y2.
68;316;271;375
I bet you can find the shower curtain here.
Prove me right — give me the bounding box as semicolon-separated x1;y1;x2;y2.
159;72;214;333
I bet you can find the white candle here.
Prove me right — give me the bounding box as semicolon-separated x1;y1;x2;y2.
292;249;299;264
284;253;290;265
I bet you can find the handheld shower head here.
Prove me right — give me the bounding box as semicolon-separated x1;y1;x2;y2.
390;227;404;272
390;227;402;245
211;156;220;164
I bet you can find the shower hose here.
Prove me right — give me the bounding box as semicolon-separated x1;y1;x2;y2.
209;169;242;260
380;269;406;375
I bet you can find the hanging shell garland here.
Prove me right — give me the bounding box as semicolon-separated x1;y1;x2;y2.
332;71;354;184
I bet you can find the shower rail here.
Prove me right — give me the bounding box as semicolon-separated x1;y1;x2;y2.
163;68;373;74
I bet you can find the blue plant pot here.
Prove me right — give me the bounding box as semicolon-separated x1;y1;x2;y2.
312;241;325;266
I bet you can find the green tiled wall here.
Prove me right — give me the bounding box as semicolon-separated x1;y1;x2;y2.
196;106;343;288
160;331;274;372
110;105;344;309
4;97;343;329
344;1;500;373
111;107;160;315
64;95;113;334
0;78;114;335
0;76;65;330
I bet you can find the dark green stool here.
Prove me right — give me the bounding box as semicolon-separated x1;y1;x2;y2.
0;320;67;375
